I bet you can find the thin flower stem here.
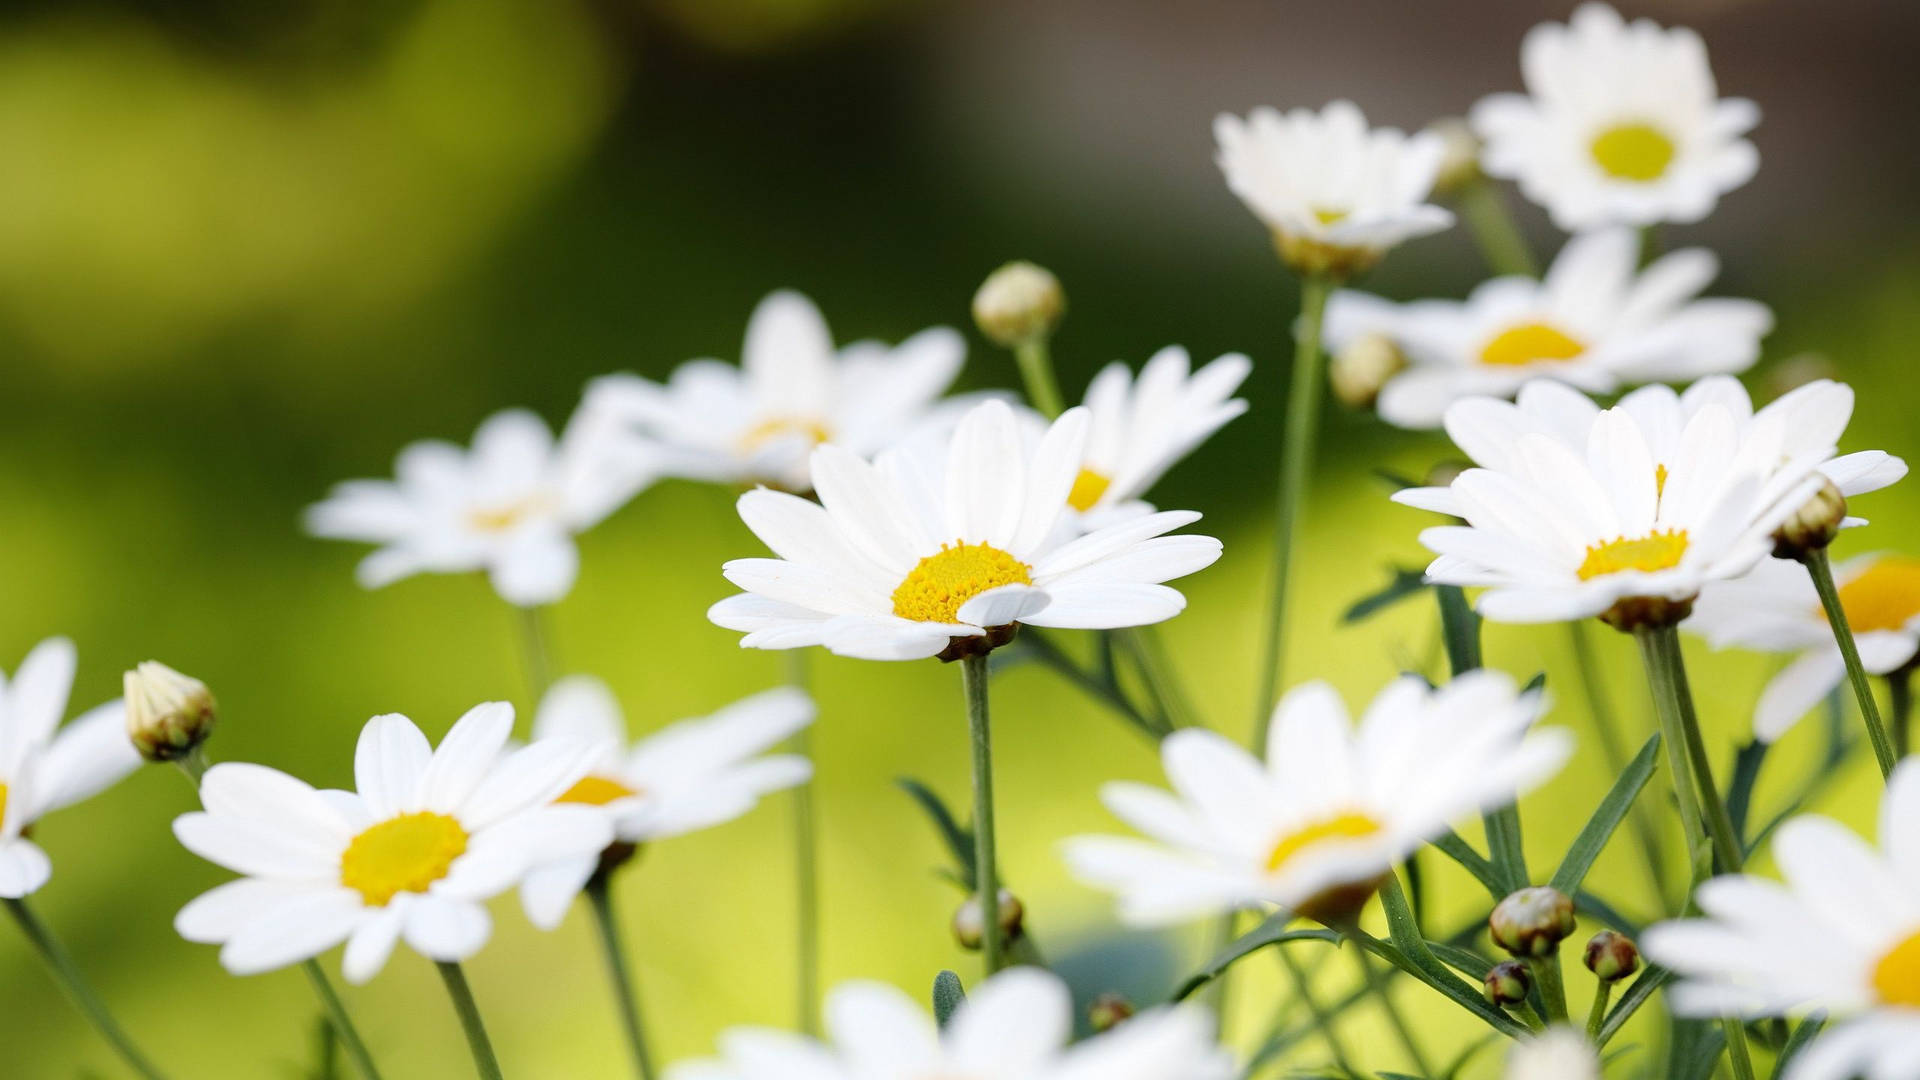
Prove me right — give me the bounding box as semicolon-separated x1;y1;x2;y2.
1568;620;1671;905
961;653;1003;976
1116;628;1190;730
1585;981;1613;1042
3;898;171;1080
1724;1016;1758;1080
1632;628;1713;879
301;961;387;1080
1012;337;1066;419
1434;585;1530;889
1803;548;1898;778
586;877;657;1080
1275;939;1354;1074
1892;667;1915;758
783;648;821;1036
1457;179;1538;278
1644;626;1745;874
1529;954;1570;1023
1351;940;1433;1076
435;962;506;1080
515;604;554;699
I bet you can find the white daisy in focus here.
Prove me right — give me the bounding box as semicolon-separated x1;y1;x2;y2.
305;405;653;607
173;704;610;983
517;676;813;928
1506;1027;1600;1080
1643;759;1920;1080
0;638;140;898
1214;100;1453;275
1471;2;1759;231
585;290;966;493
665;966;1232;1080
708;399;1223;662
1689;554;1920;742
1063;672;1569;926
1324;228;1771;428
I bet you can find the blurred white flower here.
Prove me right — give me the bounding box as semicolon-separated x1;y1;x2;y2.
1472;2;1759;230
1506;1027;1600;1080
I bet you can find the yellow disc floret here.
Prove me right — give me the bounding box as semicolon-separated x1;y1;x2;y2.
740;417;832;452
1874;929;1920;1008
1833;557;1920;634
1577;529;1690;581
467;494;553;534
1479;322;1586;368
1068;469;1112;513
1590;122;1676;182
340;811;469;906
1265;812;1384;875
558;775;640;807
891;541;1033;625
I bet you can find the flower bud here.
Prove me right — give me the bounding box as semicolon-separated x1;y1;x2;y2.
1583;930;1640;983
1426;117;1483;196
951;888;1024;950
1329;332;1407;410
123;661;217;763
1773;477;1847;560
1424;459;1470;491
1483;960;1532;1006
1088;993;1134;1032
1490;886;1576;957
1598;594;1694;634
972;262;1065;347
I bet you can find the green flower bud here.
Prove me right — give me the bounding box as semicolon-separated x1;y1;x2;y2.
123;661;216;763
1583;930;1640;983
1773;477;1847;560
1330;332;1407;410
972;262;1064;347
1484;960;1532;1006
951;889;1023;950
1088;993;1135;1033
1427;117;1484;196
1490;886;1577;957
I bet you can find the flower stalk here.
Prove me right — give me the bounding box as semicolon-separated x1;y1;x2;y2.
1013;338;1066;420
2;898;171;1080
1802;547;1898;778
1568;621;1670;904
961;653;1004;975
586;876;657;1080
436;961;506;1080
516;605;554;699
1634;625;1743;875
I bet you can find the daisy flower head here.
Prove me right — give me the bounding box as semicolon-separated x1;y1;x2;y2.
1063;672;1570;927
305;404;653;608
173;704;611;983
1505;1027;1600;1080
585;290;966;494
1471;2;1760;231
665;966;1232;1080
516;676;813;929
708;398;1223;662
0;638;140;898
1213;100;1453;277
1324;228;1772;428
1642;759;1920;1080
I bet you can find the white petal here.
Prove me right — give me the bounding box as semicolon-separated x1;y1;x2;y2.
0;839;52;898
355;713;433;820
401;895;492;962
219;888;365;976
419;702;516;814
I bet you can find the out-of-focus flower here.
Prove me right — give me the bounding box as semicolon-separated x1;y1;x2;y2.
0;639;140;898
123;661;216;763
1063;673;1569;926
587;291;967;493
1472;2;1759;230
1324;229;1771;428
1505;1027;1600;1080
708;400;1222;662
172;704;609;983
973;262;1066;348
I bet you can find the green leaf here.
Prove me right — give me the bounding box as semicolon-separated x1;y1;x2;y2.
931;970;966;1028
1572;890;1642;937
1725;739;1768;841
1372;877;1532;1039
1599;963;1672;1046
1168;913;1339;1001
1433;829;1504;898
1373;467;1425;490
1549;732;1661;896
1436;584;1482;675
1428;940;1495;980
1771;1013;1826;1080
896;778;975;889
1482;806;1529;895
1343;566;1432;624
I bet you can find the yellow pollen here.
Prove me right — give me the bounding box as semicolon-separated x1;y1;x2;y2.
1829;557;1920;634
339;812;469;907
1068;468;1112;513
890;541;1033;625
0;782;8;827
1590;122;1676;182
1655;463;1670;498
558;775;640;807
1265;812;1384;875
467;494;550;534
1577;529;1690;581
1479;322;1587;368
1311;206;1349;226
740;417;831;452
1873;929;1920;1008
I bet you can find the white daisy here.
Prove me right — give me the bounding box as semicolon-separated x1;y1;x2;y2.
1062;672;1570;926
1643;759;1920;1080
585;290;967;493
1213;100;1453;274
172;704;611;983
516;676;814;929
1324;228;1772;428
1506;1027;1600;1080
666;966;1232;1080
305;404;652;607
1471;2;1760;231
707;399;1223;662
0;638;140;898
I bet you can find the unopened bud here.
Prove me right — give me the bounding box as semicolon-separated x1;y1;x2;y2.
1330;332;1407;409
1088;993;1134;1032
123;661;217;763
1425;459;1470;491
1598;594;1694;633
972;262;1065;347
952;889;1024;950
1583;930;1640;983
1773;477;1847;560
1490;887;1576;957
1483;960;1532;1006
1427;117;1483;196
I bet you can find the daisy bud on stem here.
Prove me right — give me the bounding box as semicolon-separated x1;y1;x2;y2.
972;261;1066;417
951;888;1023;951
1772;477;1846;560
1426;117;1484;197
1087;993;1134;1033
1491;887;1576;957
1583;930;1639;983
1329;332;1406;410
123;661;216;768
1484;960;1532;1007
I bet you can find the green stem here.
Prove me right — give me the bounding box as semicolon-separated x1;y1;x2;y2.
1635;626;1742;876
1276;938;1354;1074
586;877;656;1080
435;962;505;1080
1569;621;1671;905
1803;548;1898;778
961;654;1003;976
515;605;554;699
1116;628;1189;730
1892;667;1914;759
1012;337;1066;419
782;649;821;1036
1725;1016;1758;1080
1585;981;1613;1042
1457;180;1538;278
1434;585;1529;889
1529;954;1569;1023
301;961;387;1080
3;898;171;1080
1353;939;1433;1076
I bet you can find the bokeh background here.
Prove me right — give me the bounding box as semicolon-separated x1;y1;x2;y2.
4;0;1919;1075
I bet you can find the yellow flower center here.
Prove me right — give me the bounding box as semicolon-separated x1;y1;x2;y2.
890;541;1033;625
467;494;554;534
339;811;469;906
0;782;8;826
1311;206;1349;226
1068;468;1112;513
1830;558;1920;634
1577;529;1690;580
1479;322;1587;368
558;775;641;807
1873;929;1920;1008
1655;463;1670;498
1590;122;1677;182
1264;812;1384;875
740;417;832;452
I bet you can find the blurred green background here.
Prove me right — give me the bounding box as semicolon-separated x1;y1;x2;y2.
4;0;1919;1075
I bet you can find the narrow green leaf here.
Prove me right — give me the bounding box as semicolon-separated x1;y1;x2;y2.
1599;964;1672;1045
1771;1013;1826;1080
1168;914;1339;1001
931;970;966;1027
1434;829;1505;898
1372;467;1425;490
1437;584;1482;675
1572;890;1642;937
1374;878;1532;1039
1550;733;1661;896
896;778;975;888
1429;940;1496;979
1725;739;1767;840
1343;566;1432;624
1522;670;1547;694
1482;806;1529;894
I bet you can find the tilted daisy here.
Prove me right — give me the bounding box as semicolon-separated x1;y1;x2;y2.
586;290;966;494
1471;2;1760;230
708;399;1223;662
665;966;1232;1080
517;676;813;928
1643;760;1920;1080
305;404;653;607
173;703;610;983
1323;228;1771;428
1214;99;1452;276
1062;673;1570;926
0;638;140;898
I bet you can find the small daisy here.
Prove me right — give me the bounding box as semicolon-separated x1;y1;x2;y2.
305;404;652;607
1506;1027;1600;1080
586;290;967;494
1062;672;1570;926
1643;759;1920;1080
665;966;1233;1080
173;703;610;983
516;676;814;929
1471;2;1760;231
1214;100;1453;275
1324;228;1771;428
708;399;1223;662
0;638;140;898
